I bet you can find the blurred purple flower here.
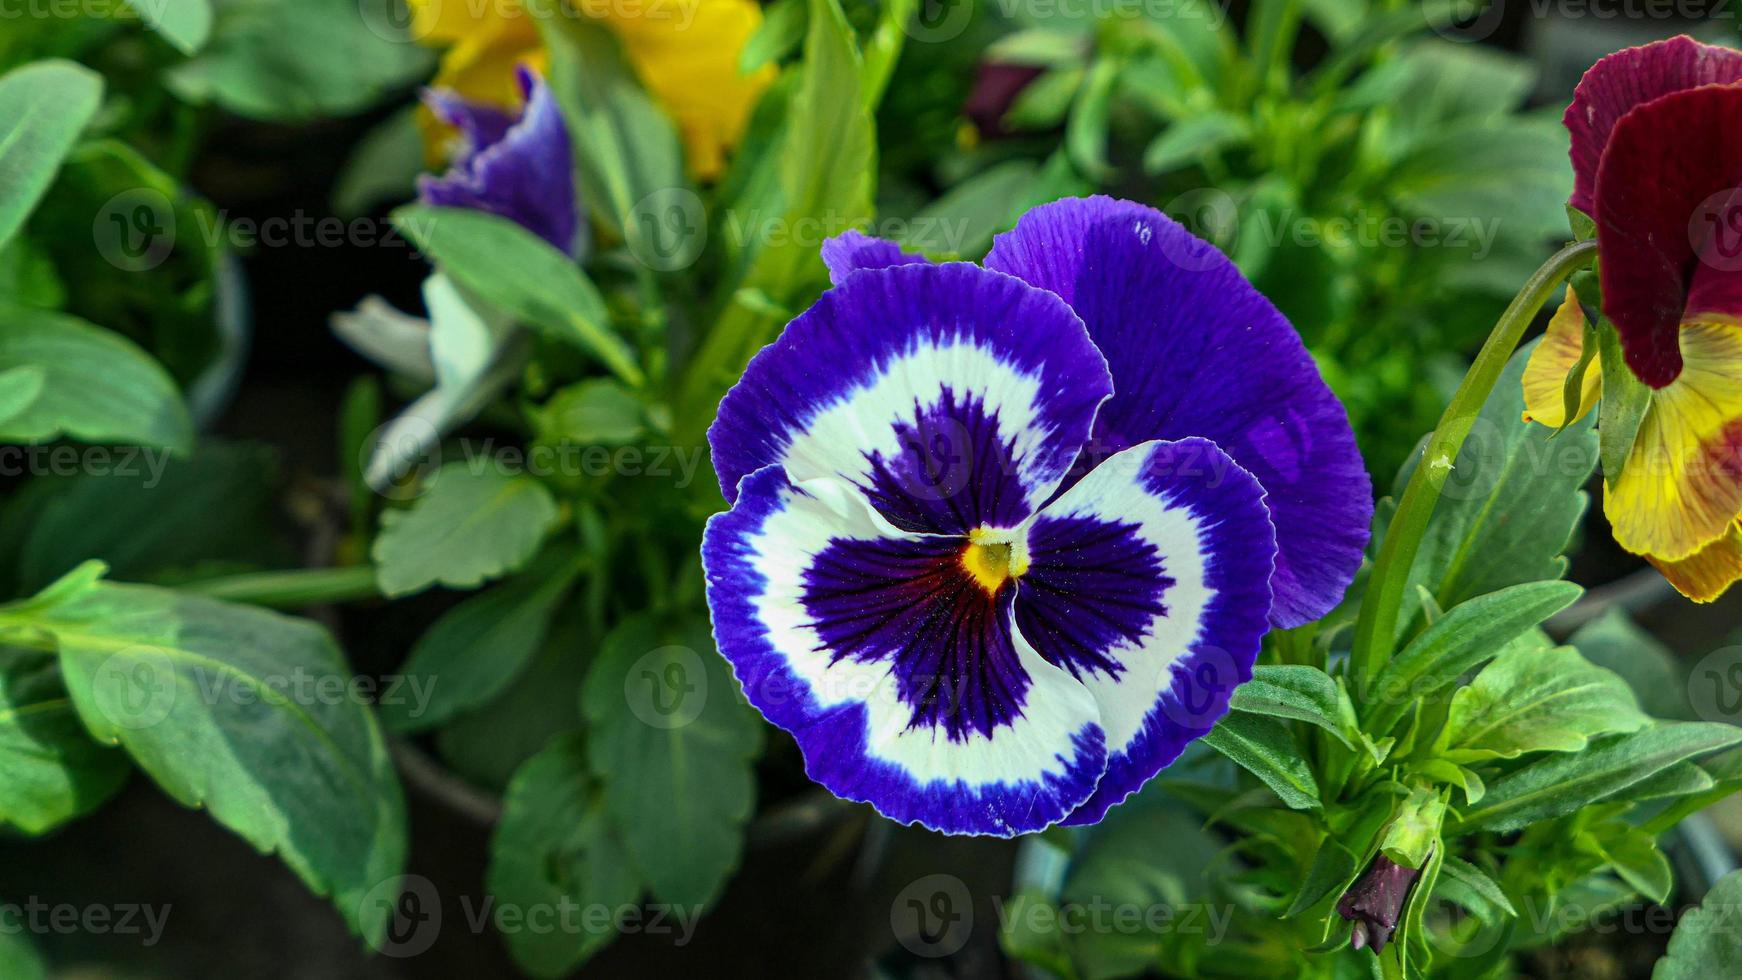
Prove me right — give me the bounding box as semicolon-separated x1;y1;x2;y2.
418;65;584;257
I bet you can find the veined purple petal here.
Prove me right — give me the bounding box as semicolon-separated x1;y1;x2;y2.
702;466;1108;835
820;229;930;286
709;262;1112;535
418;65;584;257
1016;438;1276;826
984;196;1369;629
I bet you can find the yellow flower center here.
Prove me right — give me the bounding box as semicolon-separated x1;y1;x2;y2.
961;529;1029;594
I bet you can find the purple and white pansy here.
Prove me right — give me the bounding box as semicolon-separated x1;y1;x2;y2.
702;196;1371;835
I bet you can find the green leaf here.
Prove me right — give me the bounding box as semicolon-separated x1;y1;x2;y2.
1061;795;1222;980
1437;855;1515;921
582;614;762;908
488;734;642;978
1437;645;1649;762
1004;68;1085;132
535;12;688;254
0;654;129;834
1066;58;1118;180
1454;723;1742;834
392;206;642;386
0;303;193;453
1379;787;1446;868
532;380;647;448
1571;610;1689;720
332;106;422;218
1;442;283;596
1142;112;1250;176
436;608;593;791
1367;581;1582;733
1606;762;1715;805
1417;758;1485;805
1586;824;1673;905
740;0;806;73
2;570;406;943
902;160;1039;257
127;0;213;54
0;930;46;980
372;463;561;598
385;553;582;734
164;0;432;121
0;60;102;250
675;0;873;430
0;364;45;427
1229;665;1358;749
999;888;1075;979
1202;712;1320;810
1387;118;1570;241
1596;320;1654;491
1392;342;1597;623
1286;836;1358;918
1654;869;1742;979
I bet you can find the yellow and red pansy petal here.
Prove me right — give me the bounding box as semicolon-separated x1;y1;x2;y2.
1566;35;1742;216
1522;288;1603;428
1595;81;1742;387
1606;319;1742;560
1648;522;1742;602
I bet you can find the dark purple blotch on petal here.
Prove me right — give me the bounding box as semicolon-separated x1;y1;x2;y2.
1016;515;1170;682
859;388;1032;535
418;65;585;257
802;535;1031;742
1337;855;1424;954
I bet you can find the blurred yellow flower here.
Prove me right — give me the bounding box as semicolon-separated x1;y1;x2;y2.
408;0;775;180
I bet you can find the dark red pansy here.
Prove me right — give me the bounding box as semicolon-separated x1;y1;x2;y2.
1567;36;1742;387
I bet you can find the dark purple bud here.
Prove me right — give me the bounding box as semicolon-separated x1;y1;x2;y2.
1336;855;1423;954
417;65;585;258
964;62;1046;140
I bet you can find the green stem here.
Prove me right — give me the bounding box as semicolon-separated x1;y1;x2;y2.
1347;239;1597;698
181;566;382;609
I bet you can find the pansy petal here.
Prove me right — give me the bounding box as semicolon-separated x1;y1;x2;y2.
1594;81;1742;386
984;196;1368;629
820;230;930;286
709;262;1112;535
1521;288;1603;428
1566;35;1742;216
702;466;1108;835
418;66;582;257
1607;320;1742;560
1011;438;1275;826
1649;522;1742;602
